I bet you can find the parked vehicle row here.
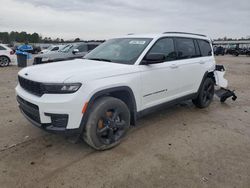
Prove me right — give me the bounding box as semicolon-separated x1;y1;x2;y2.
16;32;231;150
226;47;250;56
213;45;250;57
40;45;65;54
33;42;101;64
0;44;16;67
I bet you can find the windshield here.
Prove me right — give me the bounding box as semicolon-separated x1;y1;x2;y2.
59;44;73;53
84;38;152;64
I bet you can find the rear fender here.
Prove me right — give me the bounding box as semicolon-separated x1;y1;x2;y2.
214;65;228;88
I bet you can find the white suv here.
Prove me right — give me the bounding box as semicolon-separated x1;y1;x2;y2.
16;32;229;150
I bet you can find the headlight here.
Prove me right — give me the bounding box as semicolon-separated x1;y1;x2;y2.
42;57;49;62
43;83;82;94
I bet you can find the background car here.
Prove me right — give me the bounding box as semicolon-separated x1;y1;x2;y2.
40;44;66;54
33;42;101;64
0;44;16;67
214;46;225;55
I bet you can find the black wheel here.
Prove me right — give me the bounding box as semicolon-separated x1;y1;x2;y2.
233;52;239;56
0;56;10;67
83;97;130;150
193;77;214;108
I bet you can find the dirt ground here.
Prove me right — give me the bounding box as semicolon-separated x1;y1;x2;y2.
0;56;250;188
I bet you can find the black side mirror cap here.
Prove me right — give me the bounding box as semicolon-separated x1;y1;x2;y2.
142;53;165;65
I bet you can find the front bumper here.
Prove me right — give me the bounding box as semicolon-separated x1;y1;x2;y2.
16;84;86;134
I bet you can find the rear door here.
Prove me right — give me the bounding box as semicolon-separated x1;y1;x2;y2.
174;37;205;94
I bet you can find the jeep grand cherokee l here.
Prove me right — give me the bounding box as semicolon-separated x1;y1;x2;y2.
16;32;229;150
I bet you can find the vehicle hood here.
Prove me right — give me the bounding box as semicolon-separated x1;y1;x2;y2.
18;59;138;83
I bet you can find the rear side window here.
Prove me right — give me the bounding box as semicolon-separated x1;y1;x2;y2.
148;38;176;61
175;38;196;59
197;40;212;56
0;46;6;50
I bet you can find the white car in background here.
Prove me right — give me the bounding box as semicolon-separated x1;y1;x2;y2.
40;45;65;54
0;44;16;67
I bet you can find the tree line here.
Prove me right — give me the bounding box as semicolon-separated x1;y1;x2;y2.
0;31;105;44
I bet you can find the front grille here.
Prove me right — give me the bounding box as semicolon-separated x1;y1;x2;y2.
18;76;43;96
17;96;41;124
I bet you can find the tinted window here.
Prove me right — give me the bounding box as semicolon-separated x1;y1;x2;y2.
148;38;176;61
0;46;6;50
51;47;59;51
77;44;87;52
198;40;212;56
176;38;196;59
87;44;98;51
59;44;73;53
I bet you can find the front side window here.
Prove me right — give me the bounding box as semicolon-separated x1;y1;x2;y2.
176;38;196;59
198;40;212;56
84;38;152;65
147;38;176;61
77;44;87;52
87;44;98;51
51;47;59;51
59;44;73;53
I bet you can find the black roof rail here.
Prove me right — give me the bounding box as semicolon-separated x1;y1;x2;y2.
163;32;207;37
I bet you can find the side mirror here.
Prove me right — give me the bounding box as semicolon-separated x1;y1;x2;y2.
72;49;79;54
142;53;165;65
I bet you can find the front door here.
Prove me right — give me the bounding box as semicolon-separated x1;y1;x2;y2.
140;37;181;110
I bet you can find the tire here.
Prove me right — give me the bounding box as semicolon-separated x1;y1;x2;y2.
192;77;215;108
0;56;10;67
234;52;239;56
83;97;130;150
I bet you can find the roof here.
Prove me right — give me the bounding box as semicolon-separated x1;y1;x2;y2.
118;32;210;40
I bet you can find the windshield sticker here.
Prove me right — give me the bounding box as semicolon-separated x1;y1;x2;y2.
129;41;146;45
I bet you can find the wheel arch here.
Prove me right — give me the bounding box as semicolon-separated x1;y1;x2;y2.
0;55;11;63
196;71;215;98
79;86;137;134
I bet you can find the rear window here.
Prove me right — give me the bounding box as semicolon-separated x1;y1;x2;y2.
0;45;6;50
197;40;212;56
175;38;196;59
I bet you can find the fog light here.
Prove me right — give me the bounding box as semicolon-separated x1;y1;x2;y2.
45;113;68;128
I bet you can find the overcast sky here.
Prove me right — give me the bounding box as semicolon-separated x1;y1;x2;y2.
0;0;249;40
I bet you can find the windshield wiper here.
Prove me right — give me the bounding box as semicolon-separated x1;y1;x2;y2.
86;58;112;62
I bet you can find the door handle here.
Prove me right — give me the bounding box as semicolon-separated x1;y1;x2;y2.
199;61;205;64
170;64;178;69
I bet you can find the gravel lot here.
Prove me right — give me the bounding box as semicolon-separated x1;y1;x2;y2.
0;56;250;188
